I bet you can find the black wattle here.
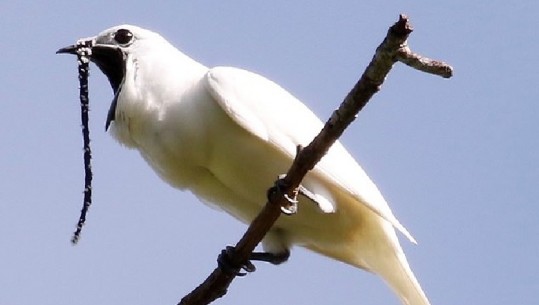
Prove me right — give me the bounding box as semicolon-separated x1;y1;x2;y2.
105;88;120;131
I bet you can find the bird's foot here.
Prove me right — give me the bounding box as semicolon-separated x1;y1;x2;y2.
268;175;298;215
217;246;256;276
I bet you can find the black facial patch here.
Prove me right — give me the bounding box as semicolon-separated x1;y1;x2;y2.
91;46;126;93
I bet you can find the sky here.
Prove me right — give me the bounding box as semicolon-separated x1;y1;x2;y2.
1;1;538;305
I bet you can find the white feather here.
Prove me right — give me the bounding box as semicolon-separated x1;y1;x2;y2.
87;24;431;305
205;67;416;243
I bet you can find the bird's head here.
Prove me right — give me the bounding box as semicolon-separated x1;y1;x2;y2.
57;25;167;129
57;25;162;93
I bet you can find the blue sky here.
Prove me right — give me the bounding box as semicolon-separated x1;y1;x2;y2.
1;1;538;305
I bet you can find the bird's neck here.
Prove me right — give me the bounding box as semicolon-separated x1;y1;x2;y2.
109;49;208;148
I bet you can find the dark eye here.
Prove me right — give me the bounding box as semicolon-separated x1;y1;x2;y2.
113;29;133;45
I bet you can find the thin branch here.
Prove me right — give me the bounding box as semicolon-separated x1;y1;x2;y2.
396;46;453;78
179;14;453;305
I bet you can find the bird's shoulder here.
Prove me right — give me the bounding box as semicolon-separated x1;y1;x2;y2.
203;66;323;151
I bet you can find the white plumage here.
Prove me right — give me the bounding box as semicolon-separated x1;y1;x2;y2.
71;25;431;305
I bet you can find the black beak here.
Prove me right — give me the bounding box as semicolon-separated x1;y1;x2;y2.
56;45;79;55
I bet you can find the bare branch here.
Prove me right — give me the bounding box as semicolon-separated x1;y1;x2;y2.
179;14;452;305
396;47;453;78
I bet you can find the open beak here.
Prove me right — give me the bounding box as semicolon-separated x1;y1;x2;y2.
57;39;125;131
56;45;79;55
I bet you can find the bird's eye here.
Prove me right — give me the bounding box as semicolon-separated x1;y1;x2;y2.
113;29;134;45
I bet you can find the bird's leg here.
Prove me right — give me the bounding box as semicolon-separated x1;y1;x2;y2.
217;246;290;276
250;250;290;265
296;185;319;205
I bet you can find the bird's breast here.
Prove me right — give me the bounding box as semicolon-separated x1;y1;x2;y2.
111;80;222;189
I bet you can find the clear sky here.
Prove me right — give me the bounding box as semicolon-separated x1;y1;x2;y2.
1;1;538;305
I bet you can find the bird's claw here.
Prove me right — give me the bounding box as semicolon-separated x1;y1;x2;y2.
281;194;298;215
267;175;299;215
217;246;256;276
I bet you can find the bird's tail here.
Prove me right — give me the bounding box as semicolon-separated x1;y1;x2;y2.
349;220;431;305
373;241;430;305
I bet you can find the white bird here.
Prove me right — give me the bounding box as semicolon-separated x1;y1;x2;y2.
58;25;431;305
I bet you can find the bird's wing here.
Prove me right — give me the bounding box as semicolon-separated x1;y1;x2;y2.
204;66;415;243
